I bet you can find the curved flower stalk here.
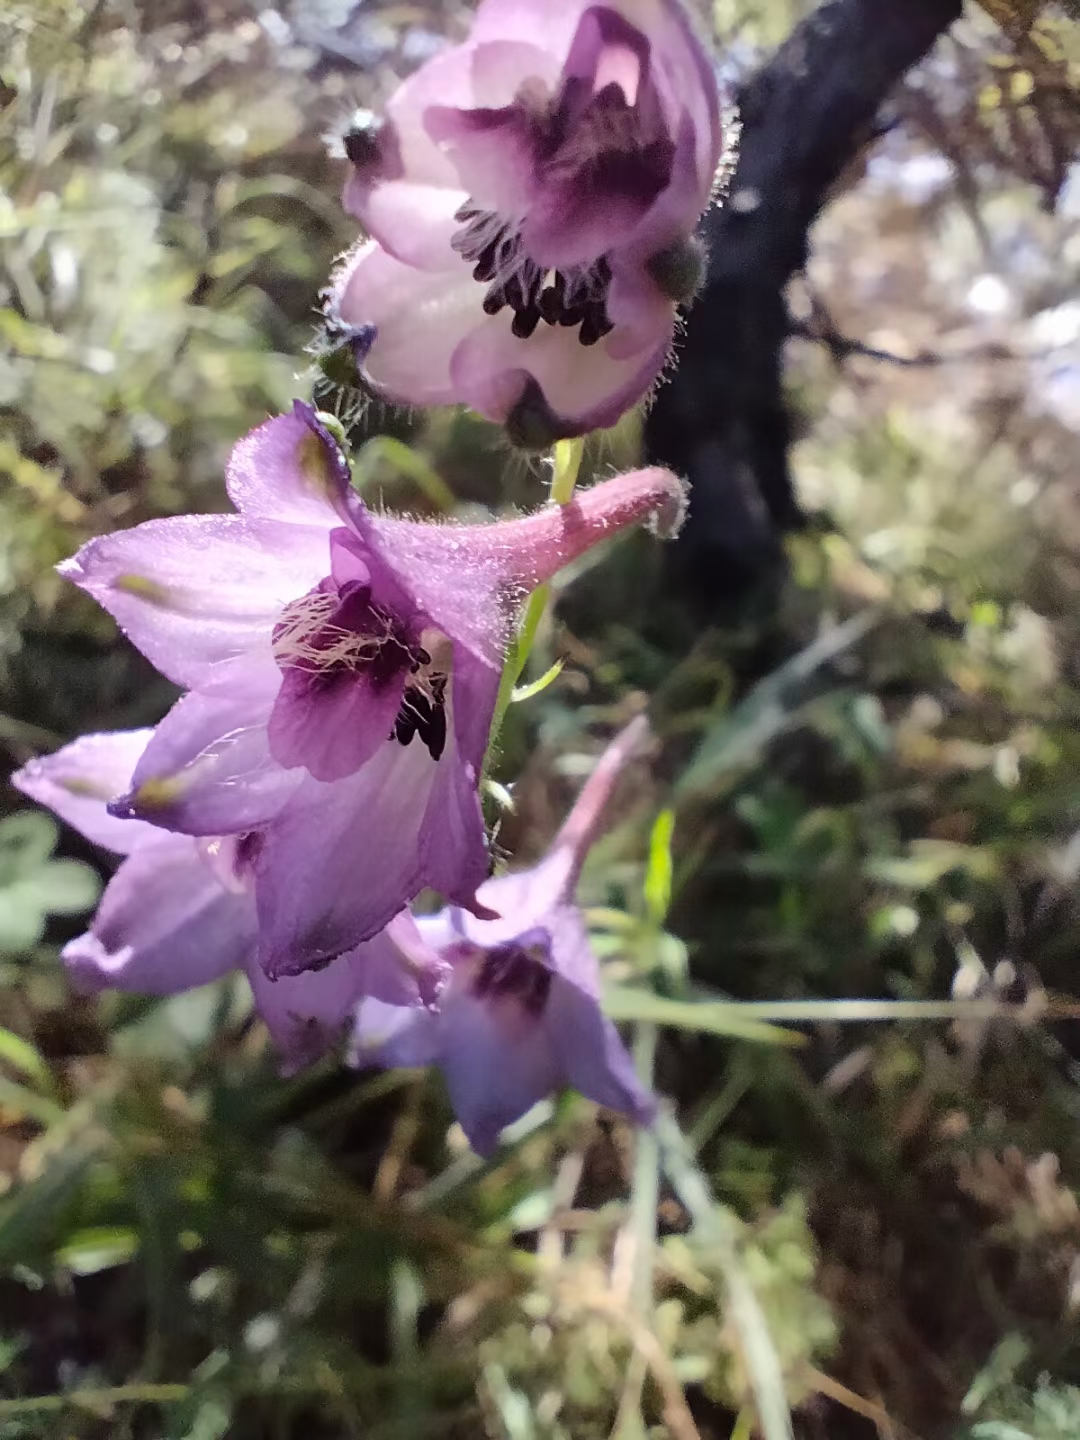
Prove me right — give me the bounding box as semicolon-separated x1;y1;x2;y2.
11;731;443;1073
58;402;686;978
351;716;656;1155
331;0;723;444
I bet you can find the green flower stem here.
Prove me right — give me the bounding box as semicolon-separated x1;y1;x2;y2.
486;438;586;766
0;1384;188;1417
550;435;585;505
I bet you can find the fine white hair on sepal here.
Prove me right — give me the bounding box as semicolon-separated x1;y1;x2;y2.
711;97;742;207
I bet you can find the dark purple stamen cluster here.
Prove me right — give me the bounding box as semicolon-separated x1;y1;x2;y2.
393;664;448;761
453;205;614;347
274;582;449;763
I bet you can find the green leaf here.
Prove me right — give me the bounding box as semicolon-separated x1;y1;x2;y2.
865;840;998;889
0;812;58;880
481;1363;536;1440
603;987;805;1047
0;1027;53;1093
970;1427;1036;1440
0;892;47;953
353;436;457;512
0;861;100;953
56;1225;139;1276
13;859;101;914
0;809;99;952
0;1074;66;1126
644;808;675;927
676;612;879;803
0;1136;103;1272
510;658;564;703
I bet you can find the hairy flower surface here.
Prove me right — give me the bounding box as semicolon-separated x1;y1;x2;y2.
332;0;722;443
11;731;442;1072
59;403;686;977
352;717;656;1154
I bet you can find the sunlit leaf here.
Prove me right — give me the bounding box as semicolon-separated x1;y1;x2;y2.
56;1225;139;1275
603;987;805;1047
643;808;676;927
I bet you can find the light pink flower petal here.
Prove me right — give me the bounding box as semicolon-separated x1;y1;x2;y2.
380;911;453;1007
11;730;157;855
351;182;468;273
473;0;719;179
548;970;656;1124
347;42;559;269
462;856;566;949
471;0;601;52
343;35;559;239
466;36;563;107
544;904;656;1125
247;951;364;1074
643;2;722;195
267;659;405;784
333;243;480;408
418;649;496;910
425;102;538;218
466;716;650;941
601;270;676;363
436;984;563;1155
62;835;253;995
119;655;300;836
225;405;350;529
59;514;328;689
449;307;673;433
255;741;437;979
246;919;434;1076
354;45;480;193
352;996;441;1071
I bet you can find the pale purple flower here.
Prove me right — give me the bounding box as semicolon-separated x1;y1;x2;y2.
351;717;656;1155
331;0;723;445
10;730;442;1073
58;402;686;979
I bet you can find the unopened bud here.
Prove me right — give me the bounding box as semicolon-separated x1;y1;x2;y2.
647;233;708;305
341;109;382;169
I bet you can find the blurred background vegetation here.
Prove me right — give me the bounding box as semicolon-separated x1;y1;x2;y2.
2;1;1080;1436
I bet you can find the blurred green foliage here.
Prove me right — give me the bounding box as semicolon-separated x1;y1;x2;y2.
0;813;98;953
3;1;1080;1438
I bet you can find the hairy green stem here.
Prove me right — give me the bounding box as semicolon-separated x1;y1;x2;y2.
485;437;586;766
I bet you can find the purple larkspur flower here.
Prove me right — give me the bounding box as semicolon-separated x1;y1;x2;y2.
351;716;656;1155
330;0;723;444
10;730;443;1073
58;402;686;978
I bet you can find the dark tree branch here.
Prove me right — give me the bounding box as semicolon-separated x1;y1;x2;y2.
644;0;963;606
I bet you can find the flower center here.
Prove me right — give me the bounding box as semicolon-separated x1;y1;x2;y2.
272;583;449;761
198;831;263;894
273;588;412;676
471;936;553;1017
452;204;614;346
